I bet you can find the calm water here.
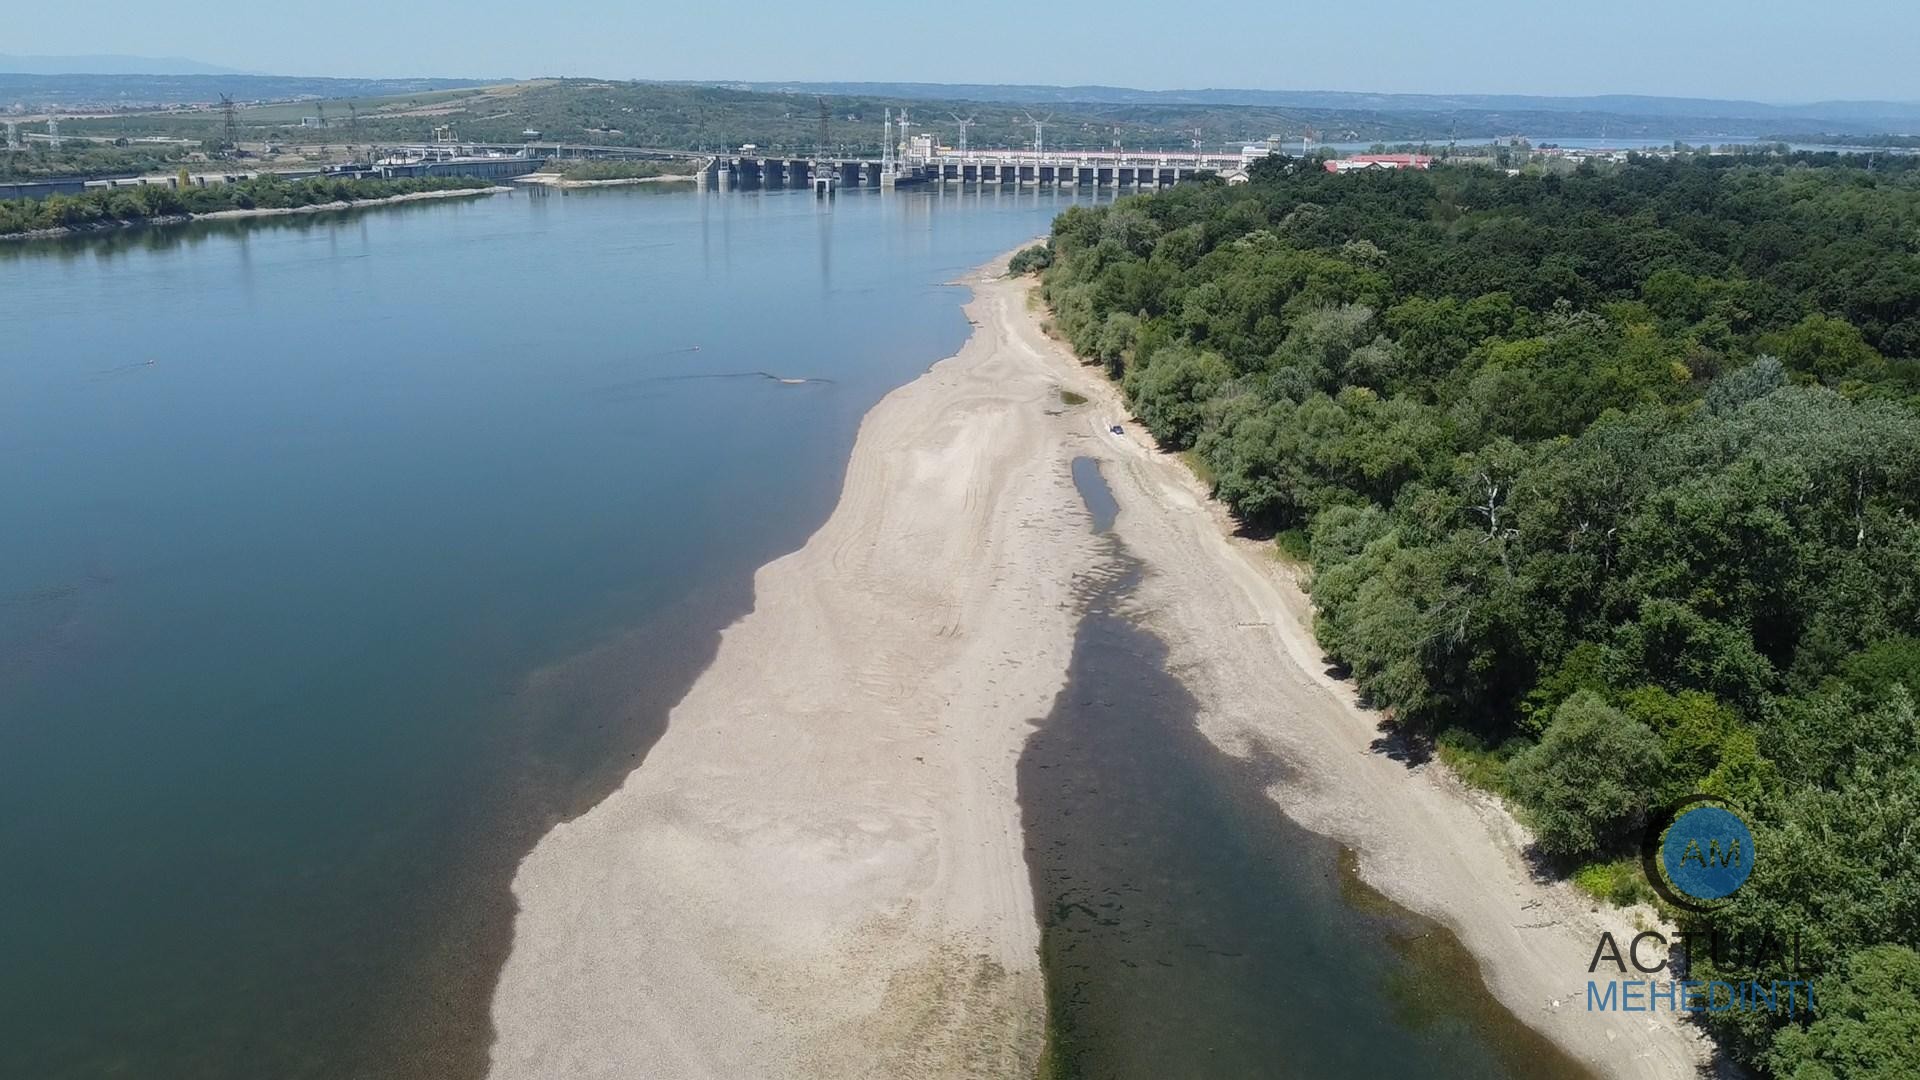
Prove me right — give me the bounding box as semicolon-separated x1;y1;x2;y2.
0;184;1093;1079
1023;459;1592;1079
4;187;1581;1080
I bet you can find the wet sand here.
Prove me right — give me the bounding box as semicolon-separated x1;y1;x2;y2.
488;252;1709;1079
488;254;1091;1078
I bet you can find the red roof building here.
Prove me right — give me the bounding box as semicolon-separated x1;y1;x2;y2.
1324;153;1435;173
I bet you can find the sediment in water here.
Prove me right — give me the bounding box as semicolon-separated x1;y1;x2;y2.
1022;457;1593;1080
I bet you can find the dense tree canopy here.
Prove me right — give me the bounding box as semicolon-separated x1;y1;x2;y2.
1037;154;1920;1075
0;142;192;182
0;174;492;236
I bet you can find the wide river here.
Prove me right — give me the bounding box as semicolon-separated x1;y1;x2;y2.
1;183;1574;1079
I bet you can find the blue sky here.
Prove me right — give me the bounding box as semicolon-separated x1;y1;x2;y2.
24;0;1920;102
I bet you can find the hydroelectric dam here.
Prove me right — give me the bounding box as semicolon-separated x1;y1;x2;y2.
700;147;1263;192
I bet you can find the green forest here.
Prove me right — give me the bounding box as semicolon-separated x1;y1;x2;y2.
0;175;492;236
1031;154;1920;1077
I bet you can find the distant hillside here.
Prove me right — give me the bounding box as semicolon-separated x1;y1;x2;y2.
0;73;500;110
703;81;1920;134
37;77;1919;154
0;53;248;76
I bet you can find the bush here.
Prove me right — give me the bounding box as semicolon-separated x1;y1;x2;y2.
1008;243;1053;275
1570;858;1658;907
1506;692;1665;859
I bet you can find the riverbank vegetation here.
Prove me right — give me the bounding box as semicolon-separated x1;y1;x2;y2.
0;142;195;182
1035;153;1920;1077
0;174;494;236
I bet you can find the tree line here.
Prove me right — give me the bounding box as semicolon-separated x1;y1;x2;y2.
1030;152;1920;1078
0;142;194;182
0;175;493;236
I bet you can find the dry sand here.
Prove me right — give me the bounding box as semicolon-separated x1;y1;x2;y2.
190;185;510;221
489;251;1710;1079
514;173;697;189
488;256;1094;1080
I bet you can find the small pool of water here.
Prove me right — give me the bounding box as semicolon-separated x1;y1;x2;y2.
1070;456;1119;533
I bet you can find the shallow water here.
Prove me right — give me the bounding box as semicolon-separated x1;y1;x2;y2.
0;183;1098;1080
1022;458;1592;1079
1070;456;1119;533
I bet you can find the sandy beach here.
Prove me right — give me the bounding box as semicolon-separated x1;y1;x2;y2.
513;173;697;189
489;250;1708;1079
190;185;511;220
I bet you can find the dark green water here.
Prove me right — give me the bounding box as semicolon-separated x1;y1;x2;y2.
1025;459;1593;1080
0;184;1096;1080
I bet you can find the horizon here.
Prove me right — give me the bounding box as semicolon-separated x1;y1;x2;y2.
4;57;1918;112
8;0;1919;103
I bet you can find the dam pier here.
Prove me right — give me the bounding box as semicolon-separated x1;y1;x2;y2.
699;148;1260;192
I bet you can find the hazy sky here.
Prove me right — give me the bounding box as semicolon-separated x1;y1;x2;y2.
22;0;1920;102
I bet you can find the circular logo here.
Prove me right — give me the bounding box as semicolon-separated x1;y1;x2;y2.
1642;797;1755;911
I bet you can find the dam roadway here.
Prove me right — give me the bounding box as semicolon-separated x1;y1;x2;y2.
381;141;1261;189
703;148;1259;189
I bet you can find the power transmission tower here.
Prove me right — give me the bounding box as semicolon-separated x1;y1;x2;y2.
348;101;360;144
220;94;237;150
46;117;59;147
950;113;974;156
316;103;327;129
1025;112;1050;158
817;96;831;157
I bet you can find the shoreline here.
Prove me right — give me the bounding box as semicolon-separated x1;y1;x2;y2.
0;185;509;243
487;249;1707;1078
1017;278;1710;1077
488;250;1080;1078
513;172;697;189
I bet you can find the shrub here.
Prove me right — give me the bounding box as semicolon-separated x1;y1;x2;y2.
1506;691;1665;859
1008;243;1053;275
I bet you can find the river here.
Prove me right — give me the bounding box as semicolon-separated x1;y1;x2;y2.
2;183;1580;1079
